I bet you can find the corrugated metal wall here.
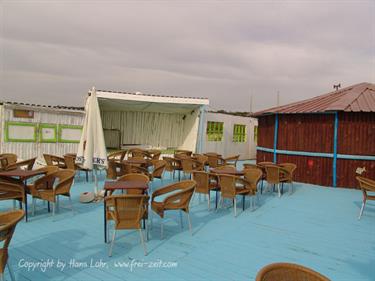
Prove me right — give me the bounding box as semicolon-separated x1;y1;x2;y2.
203;113;257;160
256;112;375;188
0;105;84;161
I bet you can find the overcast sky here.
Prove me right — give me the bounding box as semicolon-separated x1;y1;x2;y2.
1;1;374;112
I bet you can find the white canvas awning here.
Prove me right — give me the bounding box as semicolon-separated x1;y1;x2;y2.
94;90;209;152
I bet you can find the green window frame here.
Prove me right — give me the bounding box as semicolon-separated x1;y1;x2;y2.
39;123;58;143
207;121;224;141
4;121;37;142
254;125;258;143
233;124;247;143
58;124;83;143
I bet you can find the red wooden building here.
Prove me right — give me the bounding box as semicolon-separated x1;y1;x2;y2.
253;82;375;188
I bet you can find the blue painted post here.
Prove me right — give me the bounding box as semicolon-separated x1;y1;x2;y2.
333;112;338;187
196;105;207;153
273;114;279;163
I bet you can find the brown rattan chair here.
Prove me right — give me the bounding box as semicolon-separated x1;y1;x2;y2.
192;171;219;210
64;154;91;182
150;160;166;181
264;164;288;197
163;157;182;180
151;180;196;239
28;169;75;217
105;194;149;256
243;168;263;209
43;154;67;168
279;163;297;194
356;176;375;220
0;154;36;171
107;150;127;162
204;153;223;168
256;262;330;281
174;150;192;158
222;155;240;167
147;150;161;160
181;158;203;179
117;173;150;195
217;174;251;217
0;210;25;281
192;154;208;169
0;180;25;210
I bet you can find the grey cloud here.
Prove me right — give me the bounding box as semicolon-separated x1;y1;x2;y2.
1;1;374;111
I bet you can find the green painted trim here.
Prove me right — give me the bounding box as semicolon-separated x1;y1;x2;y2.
4;121;37;142
39;123;58;143
58;124;83;143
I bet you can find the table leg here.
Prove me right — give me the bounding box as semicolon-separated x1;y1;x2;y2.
215;190;218;209
23;181;28;222
104;190;108;243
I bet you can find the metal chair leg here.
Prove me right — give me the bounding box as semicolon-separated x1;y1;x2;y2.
139;229;147;256
160;218;164;239
7;262;15;281
52;202;56;217
358;200;366;220
234;198;237;217
108;229;117;257
277;184;281;198
32;197;36;216
186;212;192;235
69;195;74;214
179;210;183;229
207;193;210;211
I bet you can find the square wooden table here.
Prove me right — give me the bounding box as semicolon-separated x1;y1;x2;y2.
0;169;46;222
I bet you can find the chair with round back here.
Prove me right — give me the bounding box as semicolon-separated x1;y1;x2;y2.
0;209;25;281
117;173;150;195
256;262;330;281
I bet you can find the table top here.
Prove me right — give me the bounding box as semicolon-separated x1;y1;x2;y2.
0;168;46;179
210;168;244;176
104;180;148;191
123;159;148;165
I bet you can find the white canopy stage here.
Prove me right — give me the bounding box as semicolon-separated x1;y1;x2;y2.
95;90;209;152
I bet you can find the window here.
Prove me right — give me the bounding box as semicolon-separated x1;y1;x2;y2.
207;121;224;141
233;124;247;143
254;125;258;143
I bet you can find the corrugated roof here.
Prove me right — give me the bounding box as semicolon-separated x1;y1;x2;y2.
0;101;84;112
253;82;375;116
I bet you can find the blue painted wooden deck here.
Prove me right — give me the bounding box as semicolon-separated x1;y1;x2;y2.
1;161;374;281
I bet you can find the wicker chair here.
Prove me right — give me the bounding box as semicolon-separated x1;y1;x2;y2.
174;150;192;158
256;262;330;281
192;154;208;170
151;180;196;239
43;154;67;168
222;155;240;167
217;174;251;217
0;180;25;210
28;169;75;217
0;154;36;171
147;150;161;160
117;173;150;195
243;168;262;209
0;210;25;281
204;153;223;168
150;160;166;181
264;164;288;197
163;157;182;180
356;176;375;220
64;154;91;182
192;171;219;210
279;163;297;194
105;194;149;256
128;148;149;159
107;150;127;162
181;158;203;179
